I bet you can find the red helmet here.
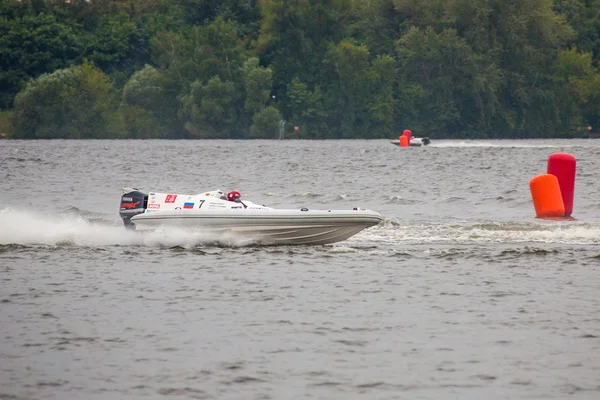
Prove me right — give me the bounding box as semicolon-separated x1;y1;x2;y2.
227;191;241;202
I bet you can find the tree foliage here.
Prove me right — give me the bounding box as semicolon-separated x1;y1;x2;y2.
0;11;80;108
3;0;600;139
13;60;119;139
250;106;282;138
121;64;179;138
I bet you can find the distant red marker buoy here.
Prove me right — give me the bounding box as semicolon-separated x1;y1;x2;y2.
402;129;412;142
547;153;576;217
399;135;409;147
530;174;565;219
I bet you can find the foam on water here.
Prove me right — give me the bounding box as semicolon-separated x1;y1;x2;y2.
430;140;598;148
361;218;600;245
0;207;260;248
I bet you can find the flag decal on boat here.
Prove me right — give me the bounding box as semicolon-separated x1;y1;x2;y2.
183;202;194;209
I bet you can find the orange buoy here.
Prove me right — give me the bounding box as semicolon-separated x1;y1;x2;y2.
547;153;576;217
529;174;565;218
399;135;409;147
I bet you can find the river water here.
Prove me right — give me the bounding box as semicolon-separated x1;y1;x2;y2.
1;139;599;400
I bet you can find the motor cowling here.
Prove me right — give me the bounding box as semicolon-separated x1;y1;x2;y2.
119;190;147;229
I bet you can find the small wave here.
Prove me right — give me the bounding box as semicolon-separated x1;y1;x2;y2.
4;156;44;162
61;206;111;222
328;245;359;253
384;195;404;202
61;206;95;216
0;244;31;253
497;247;560;259
443;196;466;203
292;192;324;198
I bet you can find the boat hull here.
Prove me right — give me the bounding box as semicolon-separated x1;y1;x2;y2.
390;137;430;146
130;209;383;245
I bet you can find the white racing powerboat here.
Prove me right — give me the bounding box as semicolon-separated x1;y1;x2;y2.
118;188;382;245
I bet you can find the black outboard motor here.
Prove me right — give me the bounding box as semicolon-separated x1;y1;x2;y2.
119;189;148;229
422;137;431;146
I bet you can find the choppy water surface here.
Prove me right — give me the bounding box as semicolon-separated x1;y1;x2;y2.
1;139;599;400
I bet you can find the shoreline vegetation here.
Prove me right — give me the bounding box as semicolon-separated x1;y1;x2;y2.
2;0;600;140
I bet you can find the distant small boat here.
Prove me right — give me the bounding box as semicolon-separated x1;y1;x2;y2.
390;137;431;147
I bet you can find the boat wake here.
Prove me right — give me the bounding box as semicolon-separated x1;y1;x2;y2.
2;208;598;249
0;208;264;248
430;140;596;148
358;218;600;245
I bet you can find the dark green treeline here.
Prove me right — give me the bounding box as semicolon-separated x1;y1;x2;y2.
2;0;600;139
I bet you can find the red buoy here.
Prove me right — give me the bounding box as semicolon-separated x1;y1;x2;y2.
547;153;576;216
530;174;565;218
402;129;412;142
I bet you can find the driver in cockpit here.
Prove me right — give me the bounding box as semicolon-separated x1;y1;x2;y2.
227;191;242;202
227;191;247;208
202;190;244;205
